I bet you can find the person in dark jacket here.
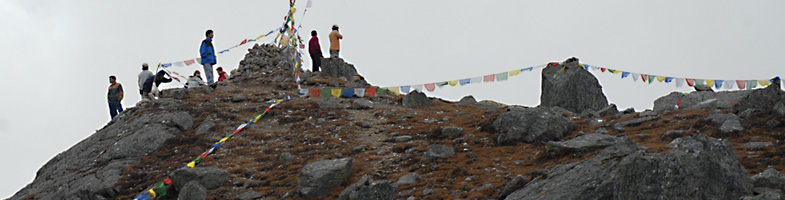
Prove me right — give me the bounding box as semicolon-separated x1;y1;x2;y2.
308;30;323;72
107;75;124;119
142;70;172;98
200;29;217;87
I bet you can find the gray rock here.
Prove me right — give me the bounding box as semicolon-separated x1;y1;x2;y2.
177;181;206;200
766;119;782;128
352;145;367;153
321;57;359;80
440;126;464;138
752;167;785;191
544;133;622;157
232;94;247;102
402;91;433;107
457;95;477;106
492;107;576;145
297;158;353;198
540;58;609;113
597;104;619;117
476;100;505;111
499;175;528;199
238;191;262;200
338;174;396;200
744;142;774;150
352;99;373;109
613;116;658;131
660;130;685;141
422;144;455;161
720;119;744;133
505;134;753;200
171;167;230;190
621;107;636;114
279;152;295;162
423;188;434;196
653;90;751;112
740;108;760;119
162;88;189;99
194;121;216;136
580;109;600;118
742;189;784;200
705;113;739;124
318;98;342;109
775;102;785;117
732;83;785;113
393;172;422;186
172;112;194;130
394;136;412;143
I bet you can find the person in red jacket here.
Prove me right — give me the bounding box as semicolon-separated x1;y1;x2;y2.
308;30;323;72
216;67;228;82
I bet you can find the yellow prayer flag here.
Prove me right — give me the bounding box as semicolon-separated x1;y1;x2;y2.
331;89;342;97
149;189;157;197
448;80;458;86
219;137;228;143
612;70;622;74
706;80;715;88
578;63;585;68
255;35;265;40
759;80;771;86
187;161;195;168
388;87;400;95
253;115;262;123
657;76;666;82
276;99;284;103
508;70;520;77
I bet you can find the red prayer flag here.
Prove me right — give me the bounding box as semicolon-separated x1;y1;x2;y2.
184;59;195;66
686;79;695;87
239;39;247;45
641;74;648;82
201;152;209;159
483;74;495;82
736;80;746;89
424;83;436;92
164;177;172;185
366;87;377;97
600;68;606;72
309;88;321;97
548;62;559;66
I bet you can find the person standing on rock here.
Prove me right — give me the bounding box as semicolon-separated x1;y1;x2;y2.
309;30;323;72
107;75;124;119
137;63;154;100
200;29;217;88
329;25;343;58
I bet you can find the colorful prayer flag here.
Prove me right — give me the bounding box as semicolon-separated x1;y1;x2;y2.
747;80;757;90
759;79;771;87
664;77;674;83
470;77;482;84
675;78;685;87
366;87;377;97
686;79;695;87
355;88;366;97
331;89;342;97
184;59;196;66
449;80;459;86
388;87;400;95
724;80;735;89
483;74;495;82
695;79;705;87
715;80;724;89
601;68;606;72
648;75;655;84
412;85;424;92
321;89;331;98
706;80;715;88
509;70;520;77
522;67;533;72
425;83;436;92
400;85;411;93
161;63;172;68
496;72;508;81
656;76;666;82
436;81;449;87
459;79;470;86
736;80;746;89
631;73;640;82
621;72;631;79
341;88;353;98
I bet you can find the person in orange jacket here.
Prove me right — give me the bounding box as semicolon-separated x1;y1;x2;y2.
329;24;343;58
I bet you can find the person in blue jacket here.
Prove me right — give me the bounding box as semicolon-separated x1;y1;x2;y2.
200;29;217;87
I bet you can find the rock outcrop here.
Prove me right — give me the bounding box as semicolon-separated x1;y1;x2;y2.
506;134;753;200
540;58;609;113
492;107;576;145
297;158;354;198
338;174;396;200
653;90;751;112
732;82;785;114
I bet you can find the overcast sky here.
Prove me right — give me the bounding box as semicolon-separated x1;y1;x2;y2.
1;0;784;198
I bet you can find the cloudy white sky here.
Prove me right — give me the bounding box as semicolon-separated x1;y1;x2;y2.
1;0;784;198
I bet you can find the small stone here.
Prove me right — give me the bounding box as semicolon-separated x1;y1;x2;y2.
394;136;412;143
232;94;247;102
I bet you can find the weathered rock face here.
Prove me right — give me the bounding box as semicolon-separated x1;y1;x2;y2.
752;167;785;191
653;90;751;112
297;158;354;198
506;134;753;200
402;91;434;107
338;174;396;200
171;167;230;191
422;144;455;161
10;99;186;200
540;59;609;113
492;107;576;145
732;83;785;114
321;57;359;81
177;181;207;200
544;133;622;157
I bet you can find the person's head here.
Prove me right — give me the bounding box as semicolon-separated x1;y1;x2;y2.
205;29;214;38
311;30;317;36
193;70;201;76
109;75;116;84
142;63;149;71
216;67;223;72
331;24;339;31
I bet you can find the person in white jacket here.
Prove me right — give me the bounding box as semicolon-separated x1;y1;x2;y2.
186;70;206;88
137;63;154;100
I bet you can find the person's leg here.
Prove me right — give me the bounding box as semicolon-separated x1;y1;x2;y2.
203;63;214;85
329;50;338;58
117;101;123;113
108;102;117;119
311;55;320;72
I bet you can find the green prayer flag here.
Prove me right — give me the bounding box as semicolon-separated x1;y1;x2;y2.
225;133;234;138
377;88;388;95
321;88;331;98
496;72;508;81
436;81;449;87
648;75;655;84
155;182;167;196
194;157;202;164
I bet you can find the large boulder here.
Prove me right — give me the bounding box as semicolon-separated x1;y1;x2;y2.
492;107;576;145
653;90;751;112
732;82;785;114
402;91;434;107
751;167;785;191
297;158;353;198
321;57;359;80
171;167;230;191
177;181;207;200
422;144;455;161
506;134;753;200
540;58;609;113
338;174;396;200
544;133;622;157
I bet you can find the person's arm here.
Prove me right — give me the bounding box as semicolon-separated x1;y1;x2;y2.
200;41;209;58
118;84;124;101
337;33;343;39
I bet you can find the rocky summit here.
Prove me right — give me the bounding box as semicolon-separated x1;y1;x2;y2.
10;44;785;200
